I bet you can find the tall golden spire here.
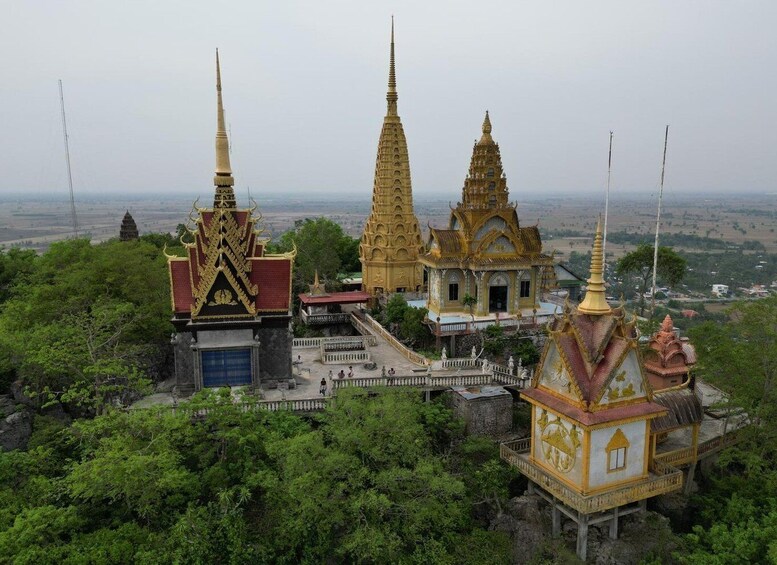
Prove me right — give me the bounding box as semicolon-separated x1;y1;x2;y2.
478;110;493;145
386;17;398;117
578;218;612;315
214;49;235;207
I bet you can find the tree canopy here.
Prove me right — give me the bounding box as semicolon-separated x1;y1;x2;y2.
267;218;361;297
0;388;513;563
0;239;172;408
615;244;686;316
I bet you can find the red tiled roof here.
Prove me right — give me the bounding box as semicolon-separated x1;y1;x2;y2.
521;388;667;426
170;260;193;313
252;258;291;311
299;291;372;305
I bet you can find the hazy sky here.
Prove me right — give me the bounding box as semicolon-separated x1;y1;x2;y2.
3;1;776;203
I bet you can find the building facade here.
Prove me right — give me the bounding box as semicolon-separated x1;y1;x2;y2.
502;221;684;560
419;112;556;319
167;53;294;393
359;21;424;295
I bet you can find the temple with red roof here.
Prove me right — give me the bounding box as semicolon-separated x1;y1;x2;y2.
298;272;370;326
167;52;295;393
501;219;684;560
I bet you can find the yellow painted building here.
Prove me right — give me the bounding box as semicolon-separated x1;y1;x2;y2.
419;112;556;319
501;221;684;560
359;21;424;295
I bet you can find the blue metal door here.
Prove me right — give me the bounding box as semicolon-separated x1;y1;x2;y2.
201;349;252;388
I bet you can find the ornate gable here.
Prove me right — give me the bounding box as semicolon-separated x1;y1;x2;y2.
166;51;294;321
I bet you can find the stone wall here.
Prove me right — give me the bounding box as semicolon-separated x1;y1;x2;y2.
448;386;513;436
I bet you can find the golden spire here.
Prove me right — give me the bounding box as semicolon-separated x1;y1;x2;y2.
478;110;493;145
386;17;398;117
578;217;612;316
214;49;235;207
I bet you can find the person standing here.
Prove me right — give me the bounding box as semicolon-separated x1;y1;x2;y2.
320;377;327;396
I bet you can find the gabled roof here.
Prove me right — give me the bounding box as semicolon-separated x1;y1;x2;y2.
429;229;463;255
650;386;703;433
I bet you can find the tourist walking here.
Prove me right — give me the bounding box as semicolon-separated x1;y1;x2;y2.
320;377;327;396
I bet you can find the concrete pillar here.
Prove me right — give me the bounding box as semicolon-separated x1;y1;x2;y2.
552;504;561;537
527;481;535;495
685;462;697;495
609;506;619;539
576;512;589;561
425;390;431;403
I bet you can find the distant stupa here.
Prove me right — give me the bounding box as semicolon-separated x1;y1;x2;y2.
119;210;139;241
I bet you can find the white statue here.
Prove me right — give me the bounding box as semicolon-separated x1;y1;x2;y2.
441;347;447;360
471;346;477;359
508;356;515;374
482;359;490;375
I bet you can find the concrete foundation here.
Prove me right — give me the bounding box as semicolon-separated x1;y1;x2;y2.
172;314;293;394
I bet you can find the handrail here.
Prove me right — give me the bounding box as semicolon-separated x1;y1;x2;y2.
500;441;683;514
362;313;429;366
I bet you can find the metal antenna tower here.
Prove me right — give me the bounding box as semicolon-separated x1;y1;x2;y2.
58;80;79;237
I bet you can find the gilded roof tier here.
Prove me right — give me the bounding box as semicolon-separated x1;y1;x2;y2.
421;113;551;271
167;53;293;320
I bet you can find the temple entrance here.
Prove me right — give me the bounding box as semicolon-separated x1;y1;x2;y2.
489;285;508;313
201;348;252;388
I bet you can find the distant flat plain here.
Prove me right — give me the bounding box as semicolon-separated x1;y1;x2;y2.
1;192;776;261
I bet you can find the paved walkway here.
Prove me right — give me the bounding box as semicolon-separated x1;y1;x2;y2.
263;337;484;401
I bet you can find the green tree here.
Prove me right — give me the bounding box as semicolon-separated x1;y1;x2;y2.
677;297;777;563
0;247;37;304
615;244;686;316
269;218;360;296
0;238;171;410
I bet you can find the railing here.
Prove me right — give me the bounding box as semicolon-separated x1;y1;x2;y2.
500;439;683;514
654;429;741;467
350;313;375;338
329;372;520;391
697;430;741;457
292;335;377;349
654;446;696;467
322;340;366;352
332;374;430;390
362;313;429;366
165;398;330;416
439;357;479;369
322;351;371;364
431;316;538;336
300;310;351;325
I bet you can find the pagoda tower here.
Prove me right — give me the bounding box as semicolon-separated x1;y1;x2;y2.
501;220;683;560
359;20;424;295
420;112;556;319
119;210;139;241
643;314;697;390
167;52;295;392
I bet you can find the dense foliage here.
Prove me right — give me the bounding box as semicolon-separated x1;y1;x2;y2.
677;297;777;563
267;218;361;297
0;389;514;564
379;294;432;348
0;239;173;409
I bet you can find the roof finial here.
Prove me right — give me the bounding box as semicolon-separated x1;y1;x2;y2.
214;49;235;206
578;217;612;315
478;110;493;144
386;17;398;116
